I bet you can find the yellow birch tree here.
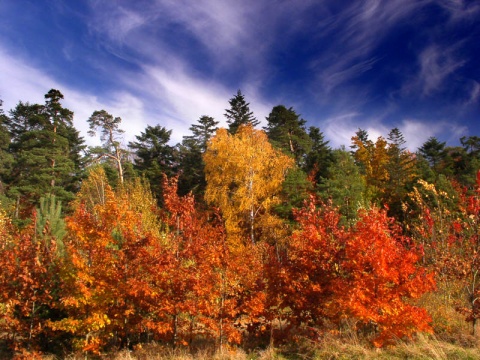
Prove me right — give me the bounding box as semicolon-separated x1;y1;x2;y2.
204;125;294;247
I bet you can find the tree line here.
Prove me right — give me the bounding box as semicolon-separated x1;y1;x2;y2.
0;89;479;357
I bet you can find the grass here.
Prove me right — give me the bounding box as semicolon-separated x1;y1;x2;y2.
36;334;479;360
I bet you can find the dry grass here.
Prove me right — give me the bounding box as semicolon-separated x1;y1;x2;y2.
39;334;478;360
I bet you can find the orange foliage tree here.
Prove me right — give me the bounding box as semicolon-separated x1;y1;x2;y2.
279;196;435;346
49;169;269;354
0;208;60;355
340;207;435;346
49;168;163;353
160;176;268;350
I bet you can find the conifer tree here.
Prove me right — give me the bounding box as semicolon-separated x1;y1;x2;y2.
264;105;312;166
319;148;367;223
225;90;259;134
177;115;218;197
128;124;176;202
87;110;127;184
304;126;333;183
6;91;84;217
418;136;446;173
385;128;416;218
36;194;66;253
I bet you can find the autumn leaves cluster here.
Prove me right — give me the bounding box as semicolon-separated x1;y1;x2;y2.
4;124;474;357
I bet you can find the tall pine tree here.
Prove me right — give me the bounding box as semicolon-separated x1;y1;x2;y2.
87;110;128;184
264;105;312;167
129;124;176;203
6;90;84;218
177;115;218;198
225;90;259;134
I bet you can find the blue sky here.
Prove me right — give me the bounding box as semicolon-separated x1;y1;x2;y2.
1;0;479;150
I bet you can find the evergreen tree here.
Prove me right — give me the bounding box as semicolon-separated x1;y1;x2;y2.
128;125;176;203
457;136;480;186
177;115;218;198
225;90;259;134
274;167;312;221
264;105;312;166
318;148;367;223
304;126;333;184
5;101;46;140
418;136;446;172
461;136;480;156
36;194;66;253
183;115;219;153
385;128;417;218
6;91;85;218
87;110;127;184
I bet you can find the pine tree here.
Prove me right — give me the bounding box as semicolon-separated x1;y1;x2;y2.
385;128;416;218
128;125;176;202
6;91;85;218
36;194;66;253
177;115;218;198
318;148;367;223
87;110;127;184
225;90;259;134
304;126;333;184
264;105;312;166
418;136;446;172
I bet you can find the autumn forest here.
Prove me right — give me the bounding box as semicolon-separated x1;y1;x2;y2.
1;89;480;358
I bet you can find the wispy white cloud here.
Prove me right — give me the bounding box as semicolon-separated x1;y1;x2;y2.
0;46;148;147
0;34;273;151
467;81;480;104
118;59;273;144
321;112;387;149
313;0;427;95
401;118;467;150
81;0;281;142
321;109;467;151
436;0;480;22
85;0;321;87
404;44;465;96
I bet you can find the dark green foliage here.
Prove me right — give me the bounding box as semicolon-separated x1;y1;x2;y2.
318;148;367;223
129;125;176;203
183;115;218;153
264;105;312;166
225;90;259;134
5;91;85;218
177;115;218;198
274;167;312;221
384;128;417;219
418;136;446;171
456;136;480;186
460;135;480;156
304;126;332;183
5;101;46;140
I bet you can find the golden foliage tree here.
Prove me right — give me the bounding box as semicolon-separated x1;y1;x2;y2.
351;133;390;201
204;125;294;246
49;168;164;353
